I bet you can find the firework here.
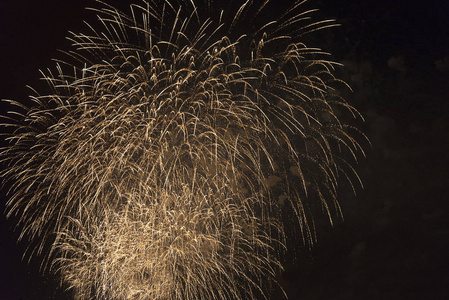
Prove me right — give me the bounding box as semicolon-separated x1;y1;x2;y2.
1;0;365;299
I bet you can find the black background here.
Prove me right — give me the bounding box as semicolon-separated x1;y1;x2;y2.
0;0;448;299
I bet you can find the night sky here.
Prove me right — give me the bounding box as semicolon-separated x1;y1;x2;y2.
1;0;448;299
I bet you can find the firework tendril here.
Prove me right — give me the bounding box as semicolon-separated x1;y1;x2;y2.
1;0;366;299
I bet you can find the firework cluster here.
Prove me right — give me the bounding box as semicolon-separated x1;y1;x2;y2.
1;0;365;299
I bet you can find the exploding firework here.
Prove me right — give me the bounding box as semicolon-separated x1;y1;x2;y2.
1;0;366;299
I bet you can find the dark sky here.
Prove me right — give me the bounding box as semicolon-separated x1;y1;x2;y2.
0;0;448;299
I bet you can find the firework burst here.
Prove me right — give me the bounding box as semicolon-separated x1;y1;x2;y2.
1;0;366;299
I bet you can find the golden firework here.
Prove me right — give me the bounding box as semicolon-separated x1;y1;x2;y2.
1;0;366;299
